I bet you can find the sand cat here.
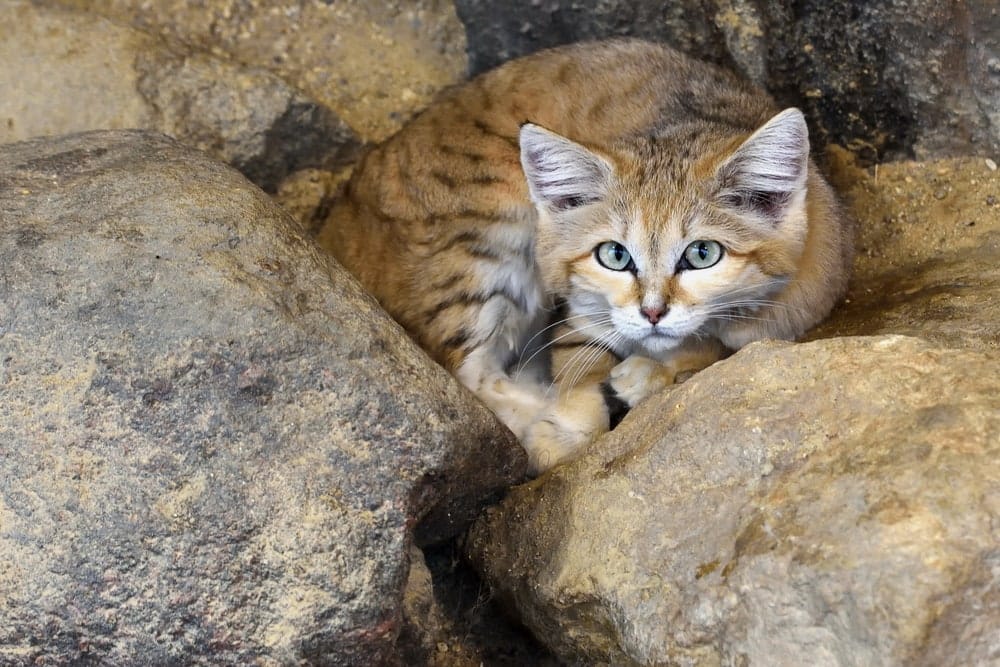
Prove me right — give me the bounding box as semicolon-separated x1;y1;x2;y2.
318;39;854;474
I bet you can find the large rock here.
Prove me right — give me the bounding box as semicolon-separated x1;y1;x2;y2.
810;152;1000;350
53;0;469;142
0;131;523;664
0;1;360;191
454;0;1000;162
467;336;1000;665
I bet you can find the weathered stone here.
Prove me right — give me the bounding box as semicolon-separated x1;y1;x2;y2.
454;0;1000;162
467;337;1000;665
811;151;1000;350
0;130;523;664
0;1;361;191
53;0;468;142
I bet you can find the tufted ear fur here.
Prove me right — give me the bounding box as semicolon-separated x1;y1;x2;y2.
715;108;810;222
519;123;613;213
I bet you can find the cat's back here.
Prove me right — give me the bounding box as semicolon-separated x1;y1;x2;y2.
318;39;780;361
323;38;776;241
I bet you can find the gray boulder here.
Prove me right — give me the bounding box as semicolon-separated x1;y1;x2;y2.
467;337;1000;665
0;130;523;664
0;1;360;191
455;0;1000;161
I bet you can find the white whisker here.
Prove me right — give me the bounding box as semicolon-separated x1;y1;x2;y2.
513;316;614;378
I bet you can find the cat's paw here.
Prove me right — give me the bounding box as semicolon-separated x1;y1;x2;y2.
521;387;608;475
607;355;675;408
522;418;584;476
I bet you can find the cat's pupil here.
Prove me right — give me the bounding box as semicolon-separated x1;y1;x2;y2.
696;242;708;259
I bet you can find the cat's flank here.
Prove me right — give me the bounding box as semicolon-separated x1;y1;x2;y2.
318;39;854;474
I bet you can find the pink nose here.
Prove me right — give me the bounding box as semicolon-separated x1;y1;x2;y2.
640;306;666;325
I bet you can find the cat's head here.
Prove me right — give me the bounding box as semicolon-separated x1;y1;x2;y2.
519;108;811;356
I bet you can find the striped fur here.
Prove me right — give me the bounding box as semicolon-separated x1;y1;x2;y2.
318;39;854;474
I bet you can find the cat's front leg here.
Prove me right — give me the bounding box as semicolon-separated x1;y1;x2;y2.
520;343;619;474
522;382;611;474
455;346;551;443
607;337;728;408
605;355;676;408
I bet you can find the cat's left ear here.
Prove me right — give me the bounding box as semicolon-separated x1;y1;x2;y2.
715;108;810;223
519;123;613;213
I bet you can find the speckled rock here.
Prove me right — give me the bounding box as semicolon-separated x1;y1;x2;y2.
455;0;1000;162
809;152;1000;350
53;0;469;142
0;0;360;191
0;130;523;665
467;337;1000;665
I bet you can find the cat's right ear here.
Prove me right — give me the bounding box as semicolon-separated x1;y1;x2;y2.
519;123;612;213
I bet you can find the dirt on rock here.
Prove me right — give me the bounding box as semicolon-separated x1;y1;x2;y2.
813;148;1000;349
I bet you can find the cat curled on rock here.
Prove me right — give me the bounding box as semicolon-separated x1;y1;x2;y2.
319;39;853;474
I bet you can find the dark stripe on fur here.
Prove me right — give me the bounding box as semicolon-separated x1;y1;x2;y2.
601;381;630;430
472;119;519;150
423;288;527;323
441;330;471;350
431;170;457;188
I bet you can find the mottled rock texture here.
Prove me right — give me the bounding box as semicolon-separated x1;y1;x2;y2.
455;0;1000;162
810;152;1000;350
0;1;361;191
467;337;1000;665
52;0;468;142
0;131;523;665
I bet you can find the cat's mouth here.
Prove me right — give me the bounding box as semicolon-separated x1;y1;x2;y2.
644;324;686;340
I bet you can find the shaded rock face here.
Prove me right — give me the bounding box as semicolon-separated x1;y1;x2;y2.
0;131;523;664
51;0;469;143
0;1;361;191
467;337;1000;665
454;0;1000;161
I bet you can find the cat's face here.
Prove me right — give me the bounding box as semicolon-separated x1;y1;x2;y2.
520;109;811;357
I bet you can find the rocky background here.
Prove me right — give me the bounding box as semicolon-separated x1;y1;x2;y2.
1;1;997;665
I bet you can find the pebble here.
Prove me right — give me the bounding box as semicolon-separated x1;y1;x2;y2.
986;158;997;172
933;189;948;200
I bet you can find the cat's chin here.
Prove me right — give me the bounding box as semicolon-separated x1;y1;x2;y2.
634;331;685;356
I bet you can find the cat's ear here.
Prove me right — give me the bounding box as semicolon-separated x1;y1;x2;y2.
519;123;612;213
715;108;810;222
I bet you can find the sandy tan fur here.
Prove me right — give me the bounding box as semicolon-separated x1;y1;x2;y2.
318;39;854;473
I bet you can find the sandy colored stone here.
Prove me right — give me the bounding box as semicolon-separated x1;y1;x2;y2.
0;0;360;190
811;150;1000;350
467;336;1000;665
54;0;469;142
0;130;523;664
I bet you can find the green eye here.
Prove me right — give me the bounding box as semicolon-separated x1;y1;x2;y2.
595;241;634;271
681;240;723;270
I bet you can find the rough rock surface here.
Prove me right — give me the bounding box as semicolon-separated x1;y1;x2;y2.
455;0;1000;161
53;0;469;142
467;336;1000;665
810;152;1000;350
0;130;523;664
0;1;360;191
